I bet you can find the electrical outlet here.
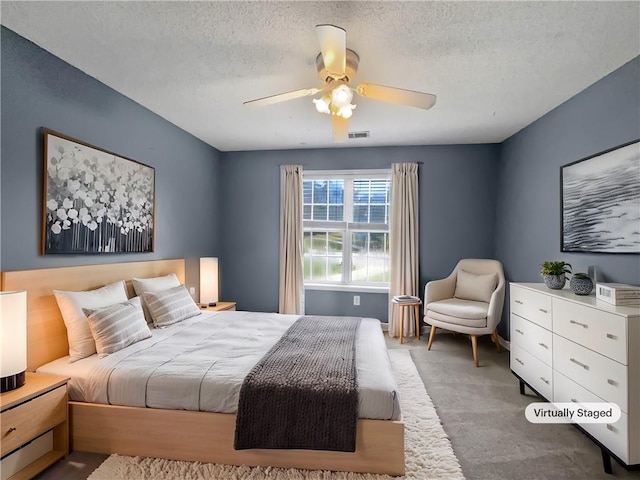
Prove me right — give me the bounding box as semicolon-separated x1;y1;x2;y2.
189;286;196;295
353;295;360;306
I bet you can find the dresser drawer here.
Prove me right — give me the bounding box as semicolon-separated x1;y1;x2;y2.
511;313;552;366
554;371;629;463
511;344;553;400
0;385;67;456
511;286;552;330
553;298;627;365
553;335;627;413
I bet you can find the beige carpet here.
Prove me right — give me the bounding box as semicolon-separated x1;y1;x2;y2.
87;349;464;480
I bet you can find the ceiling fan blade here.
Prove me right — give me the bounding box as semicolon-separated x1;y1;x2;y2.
244;87;325;107
316;24;346;78
332;115;349;143
356;83;437;110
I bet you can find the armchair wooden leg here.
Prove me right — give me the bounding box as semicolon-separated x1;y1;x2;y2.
427;325;437;350
491;330;502;352
471;335;479;367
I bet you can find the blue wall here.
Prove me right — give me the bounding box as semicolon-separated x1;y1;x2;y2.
0;27;222;291
2;26;637;336
219;145;499;319
495;56;640;338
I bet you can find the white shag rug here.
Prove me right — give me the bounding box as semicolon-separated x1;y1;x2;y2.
87;349;464;480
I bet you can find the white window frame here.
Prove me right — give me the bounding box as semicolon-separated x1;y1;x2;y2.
303;169;391;293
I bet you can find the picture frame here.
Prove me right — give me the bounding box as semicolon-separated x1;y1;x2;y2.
561;139;640;254
42;129;155;254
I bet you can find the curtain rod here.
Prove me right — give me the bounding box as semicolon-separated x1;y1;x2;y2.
278;161;424;166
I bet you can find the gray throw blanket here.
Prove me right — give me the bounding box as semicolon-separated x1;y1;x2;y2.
234;315;361;452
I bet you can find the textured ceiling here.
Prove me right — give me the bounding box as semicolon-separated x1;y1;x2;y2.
2;1;639;152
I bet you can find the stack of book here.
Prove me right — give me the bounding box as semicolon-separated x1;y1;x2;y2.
596;283;640;306
392;295;421;303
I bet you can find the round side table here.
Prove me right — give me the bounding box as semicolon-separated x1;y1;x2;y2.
391;298;422;344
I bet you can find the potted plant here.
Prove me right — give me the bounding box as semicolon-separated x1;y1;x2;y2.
540;261;572;289
570;272;594;295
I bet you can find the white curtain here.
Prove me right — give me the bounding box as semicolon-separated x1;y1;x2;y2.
388;163;419;338
279;165;304;314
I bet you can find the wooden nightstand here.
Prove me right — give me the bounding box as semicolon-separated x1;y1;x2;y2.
201;301;236;312
0;373;69;480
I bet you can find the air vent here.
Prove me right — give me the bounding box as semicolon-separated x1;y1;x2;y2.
348;131;370;139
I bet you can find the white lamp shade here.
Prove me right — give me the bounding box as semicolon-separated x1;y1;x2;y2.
313;97;330;114
1;291;27;392
200;257;219;305
331;84;353;107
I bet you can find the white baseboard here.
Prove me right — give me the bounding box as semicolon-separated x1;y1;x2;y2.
498;335;510;351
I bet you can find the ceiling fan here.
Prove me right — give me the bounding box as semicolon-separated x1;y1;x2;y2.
243;24;437;142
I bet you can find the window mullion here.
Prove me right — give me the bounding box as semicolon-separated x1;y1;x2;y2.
343;228;351;283
343;179;354;283
344;179;354;230
324;232;329;281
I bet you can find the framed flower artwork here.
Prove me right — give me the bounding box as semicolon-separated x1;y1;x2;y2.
42;129;155;254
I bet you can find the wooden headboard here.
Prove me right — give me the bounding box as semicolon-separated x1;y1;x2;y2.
1;259;185;371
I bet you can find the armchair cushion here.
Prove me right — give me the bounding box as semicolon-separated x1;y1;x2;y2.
454;270;497;303
427;298;489;320
427;310;487;328
426;298;489;328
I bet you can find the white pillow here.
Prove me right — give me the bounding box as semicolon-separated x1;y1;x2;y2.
132;273;181;323
83;297;151;357
142;285;201;328
54;280;128;361
454;270;497;303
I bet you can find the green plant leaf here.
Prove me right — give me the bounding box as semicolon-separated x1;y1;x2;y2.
540;261;572;277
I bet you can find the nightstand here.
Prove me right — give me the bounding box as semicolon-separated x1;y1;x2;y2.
201;301;236;312
0;373;69;480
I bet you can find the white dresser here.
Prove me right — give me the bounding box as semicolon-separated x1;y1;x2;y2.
510;283;640;473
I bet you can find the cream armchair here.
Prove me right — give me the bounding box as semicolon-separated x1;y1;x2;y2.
424;259;505;367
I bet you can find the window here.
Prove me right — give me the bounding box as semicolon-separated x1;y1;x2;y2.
303;170;391;291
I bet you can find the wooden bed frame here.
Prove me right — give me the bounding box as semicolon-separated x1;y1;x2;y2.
1;259;405;475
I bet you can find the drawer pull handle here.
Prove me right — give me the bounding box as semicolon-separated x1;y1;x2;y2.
540;377;550;385
569;320;588;328
538;342;548;349
606;333;617;340
570;398;578;403
539;308;548;314
7;427;16;433
515;329;524;335
515;358;524;365
606;424;616;432
607;379;617;386
515;300;523;305
570;358;589;370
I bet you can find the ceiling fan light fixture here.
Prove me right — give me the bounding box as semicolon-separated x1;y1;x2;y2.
337;104;355;119
244;25;436;142
313;96;330;114
331;84;353;107
313;88;355;119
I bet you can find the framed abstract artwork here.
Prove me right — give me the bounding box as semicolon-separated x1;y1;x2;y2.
42;130;155;254
561;139;640;254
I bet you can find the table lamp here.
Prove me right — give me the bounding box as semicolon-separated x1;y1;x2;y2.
1;291;27;393
200;257;219;307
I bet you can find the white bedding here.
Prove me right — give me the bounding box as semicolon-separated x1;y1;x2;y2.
38;311;401;420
